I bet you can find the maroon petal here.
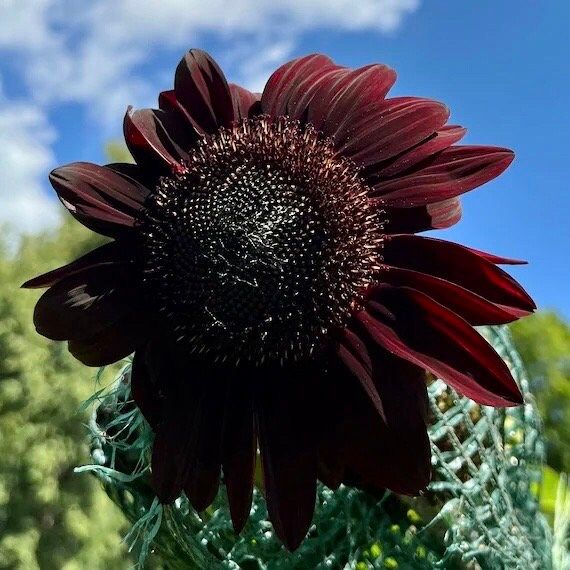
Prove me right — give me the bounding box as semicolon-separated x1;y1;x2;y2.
286;65;343;121
357;286;524;406
381;198;462;233
380;267;531;324
463;246;528;265
183;368;228;512
336;98;449;168
319;65;397;137
382;234;535;312
261;54;335;118
124;107;193;173
146;344;204;504
158;89;201;138
68;310;149;366
336;329;386;422
106;162;159;189
306;65;397;139
372;146;514;206
319;352;430;495
131;348;163;429
174;49;235;134
222;374;256;533
370;125;466;179
230;83;261;120
33;263;141;342
22;241;129;289
256;366;317;550
50;163;149;238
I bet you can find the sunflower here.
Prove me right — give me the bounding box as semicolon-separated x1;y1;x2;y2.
24;50;535;550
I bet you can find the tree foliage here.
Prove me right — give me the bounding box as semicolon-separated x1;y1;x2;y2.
0;217;131;569
510;312;570;473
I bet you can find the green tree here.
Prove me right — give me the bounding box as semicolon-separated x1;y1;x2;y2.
0;217;131;569
510;312;570;473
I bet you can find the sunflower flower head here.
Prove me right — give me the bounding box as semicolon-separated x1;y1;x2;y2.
24;49;535;551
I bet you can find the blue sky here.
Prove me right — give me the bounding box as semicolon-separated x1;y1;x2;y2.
0;1;568;317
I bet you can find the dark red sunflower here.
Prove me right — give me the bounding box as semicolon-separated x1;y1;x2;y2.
24;50;535;550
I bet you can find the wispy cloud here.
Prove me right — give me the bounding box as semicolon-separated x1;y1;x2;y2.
0;86;61;233
1;0;420;125
0;0;420;232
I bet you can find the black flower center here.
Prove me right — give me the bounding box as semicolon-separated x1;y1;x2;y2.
140;117;381;364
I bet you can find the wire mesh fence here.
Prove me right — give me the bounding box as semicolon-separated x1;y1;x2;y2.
80;326;553;569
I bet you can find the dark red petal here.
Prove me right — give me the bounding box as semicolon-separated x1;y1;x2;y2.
382;234;536;312
230;83;261;120
123;107;193;172
50;163;148;238
261;54;334;118
305;68;352;131
131;348;162;429
174;49;235;134
319;352;430;495
222;374;256;533
306;65;396;139
357;286;524;406
320;65;397;137
151;406;193;502
33;263;140;342
68;310;150;366
183;370;228;512
336;329;386;422
463;246;528;265
147;344;202;504
106;162;156;188
372;146;514;206
370;125;466;179
286;65;342;121
22;241;129;289
158;89;201;139
381;198;462;233
336;98;449;168
256;366;317;550
379;267;531;324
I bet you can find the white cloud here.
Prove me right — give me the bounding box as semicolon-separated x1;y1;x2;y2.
1;0;420;127
0;0;419;233
0;90;61;235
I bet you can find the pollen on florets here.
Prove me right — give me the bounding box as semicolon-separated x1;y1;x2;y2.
139;116;383;365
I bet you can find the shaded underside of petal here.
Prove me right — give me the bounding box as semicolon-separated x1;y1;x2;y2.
33;263;142;342
22;240;130;289
146;343;223;506
141;342;255;524
131;347;163;430
68;308;151;366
